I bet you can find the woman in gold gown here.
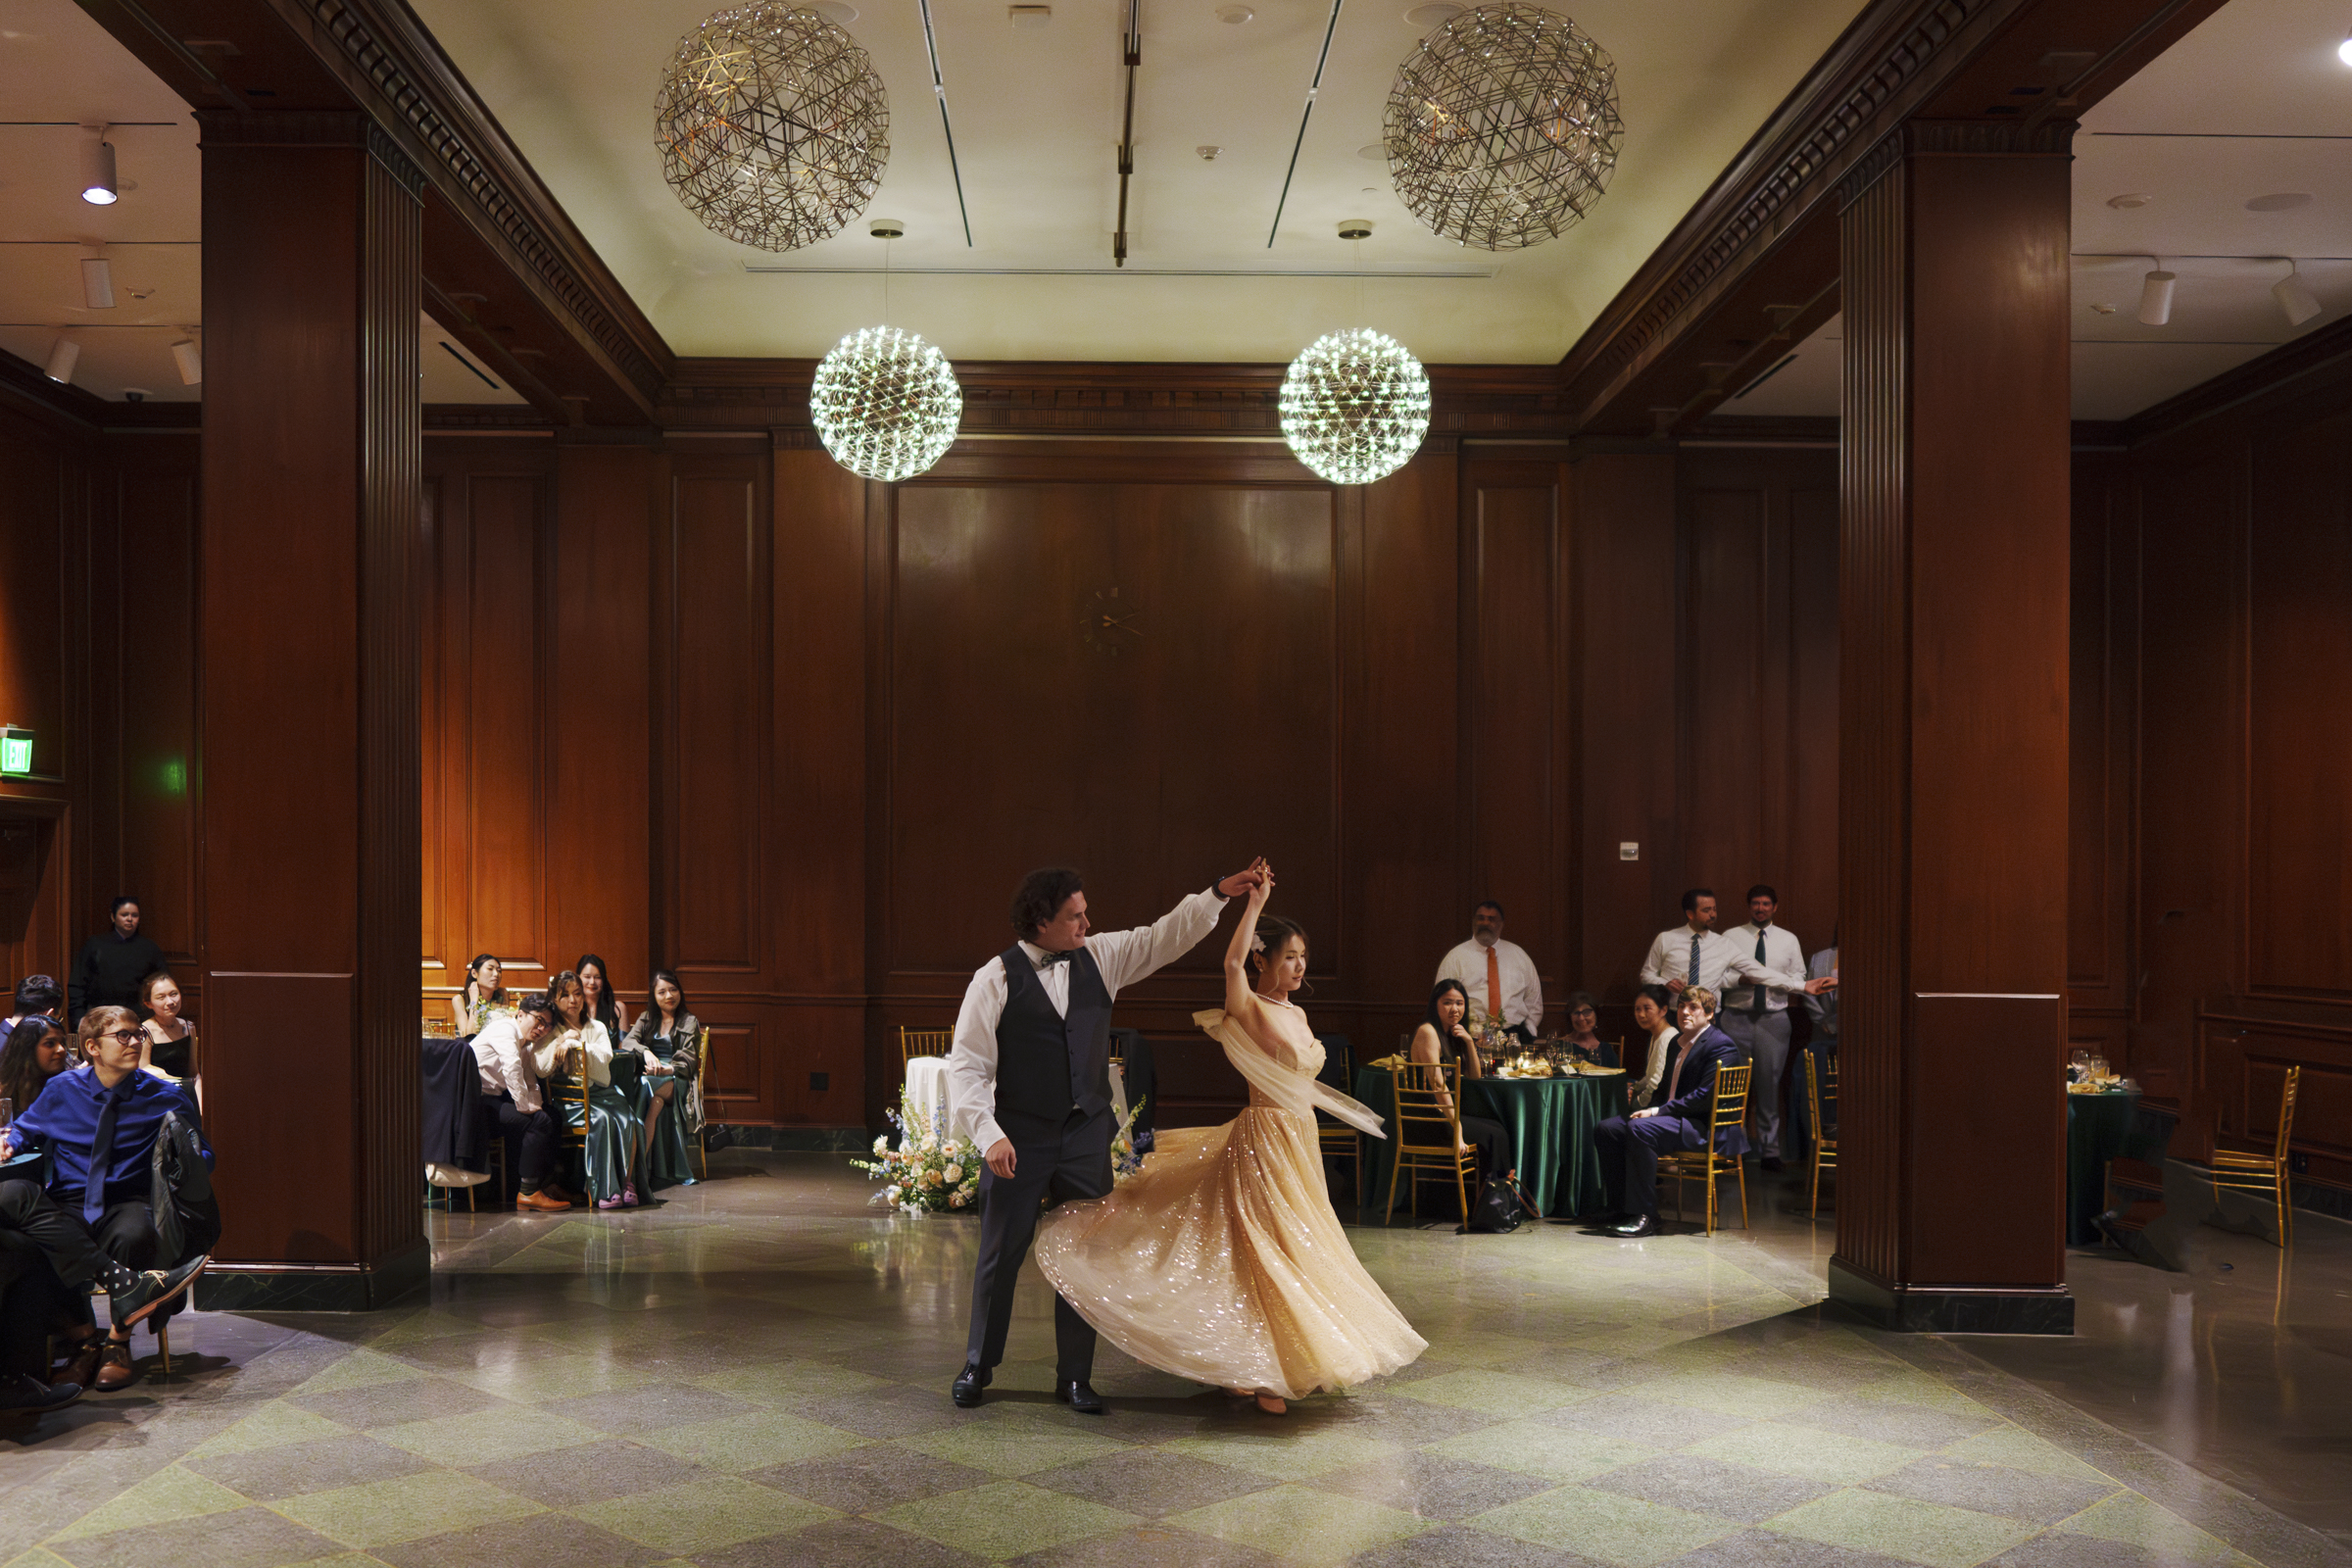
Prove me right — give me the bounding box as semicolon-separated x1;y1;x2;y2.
1034;872;1426;1414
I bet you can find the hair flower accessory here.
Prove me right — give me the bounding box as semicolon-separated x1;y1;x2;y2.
1250;933;1267;954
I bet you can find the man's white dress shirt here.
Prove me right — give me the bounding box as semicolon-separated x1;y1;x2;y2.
470;1014;541;1113
1434;938;1544;1032
948;886;1230;1153
1718;922;1808;1014
1638;926;1806;1001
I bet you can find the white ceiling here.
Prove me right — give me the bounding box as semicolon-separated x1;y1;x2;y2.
0;0;522;406
407;0;1869;364
1726;0;2352;422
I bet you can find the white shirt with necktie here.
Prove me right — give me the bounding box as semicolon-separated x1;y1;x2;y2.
1719;922;1808;1014
948;886;1230;1153
1638;926;1807;1001
1434;938;1544;1032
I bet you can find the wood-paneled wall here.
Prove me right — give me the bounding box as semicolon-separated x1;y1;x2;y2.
2072;364;2352;1198
408;429;1841;1128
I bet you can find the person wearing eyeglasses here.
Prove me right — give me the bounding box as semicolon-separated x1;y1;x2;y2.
0;1005;211;1391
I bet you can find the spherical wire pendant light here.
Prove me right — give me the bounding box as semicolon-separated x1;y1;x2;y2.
1280;328;1431;486
1386;3;1622;251
656;3;890;252
810;326;962;482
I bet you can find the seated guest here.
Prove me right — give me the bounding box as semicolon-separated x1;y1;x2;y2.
1559;993;1612;1064
621;970;702;1187
471;995;569;1212
0;1226;86;1418
69;899;166;1025
578;954;630;1042
1626;985;1678;1108
1592;988;1748;1238
1408;980;1511;1185
536;970;646;1210
1435;901;1543;1044
452;953;509;1037
135;971;198;1089
0;974;65;1054
1;1015;73;1121
0;1006;212;1390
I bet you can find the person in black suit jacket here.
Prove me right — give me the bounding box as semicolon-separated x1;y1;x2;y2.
1592;987;1750;1237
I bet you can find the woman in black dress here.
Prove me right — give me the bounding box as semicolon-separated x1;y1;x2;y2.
1407;978;1511;1183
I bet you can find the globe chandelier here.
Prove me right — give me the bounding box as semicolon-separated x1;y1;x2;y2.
1280;225;1432;486
1385;2;1622;251
656;2;890;252
808;221;963;482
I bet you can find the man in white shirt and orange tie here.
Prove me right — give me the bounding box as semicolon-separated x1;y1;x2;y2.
1436;902;1543;1044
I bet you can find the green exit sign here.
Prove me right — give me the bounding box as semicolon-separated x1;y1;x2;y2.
0;728;31;775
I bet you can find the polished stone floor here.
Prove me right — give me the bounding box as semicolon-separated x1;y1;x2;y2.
1;1153;2344;1568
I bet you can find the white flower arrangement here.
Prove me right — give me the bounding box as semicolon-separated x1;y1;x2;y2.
851;1089;984;1214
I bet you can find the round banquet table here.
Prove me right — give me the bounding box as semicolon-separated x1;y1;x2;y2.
2065;1088;2145;1246
1350;1066;1627;1219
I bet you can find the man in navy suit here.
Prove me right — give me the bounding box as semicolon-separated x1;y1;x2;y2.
1593;988;1749;1238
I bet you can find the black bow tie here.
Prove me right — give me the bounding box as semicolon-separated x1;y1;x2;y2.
1036;950;1077;968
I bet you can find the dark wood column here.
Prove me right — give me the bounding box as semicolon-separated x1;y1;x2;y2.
193;112;425;1310
1832;122;2075;1333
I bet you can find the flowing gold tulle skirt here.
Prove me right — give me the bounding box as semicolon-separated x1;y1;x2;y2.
1033;1102;1427;1399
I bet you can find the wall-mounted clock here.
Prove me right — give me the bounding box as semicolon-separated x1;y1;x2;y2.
1079;586;1144;658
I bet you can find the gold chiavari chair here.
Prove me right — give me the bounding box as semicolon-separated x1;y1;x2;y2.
691;1025;711;1182
900;1027;952;1073
1314;1036;1359;1197
1806;1051;1838;1219
2213;1065;2300;1249
1658;1063;1752;1234
1384;1059;1480;1226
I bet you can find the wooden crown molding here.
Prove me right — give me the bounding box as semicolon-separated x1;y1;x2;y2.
261;0;674;406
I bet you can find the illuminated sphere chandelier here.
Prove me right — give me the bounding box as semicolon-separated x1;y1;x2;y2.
1280;329;1431;486
810;326;962;482
1385;3;1622;251
655;3;889;252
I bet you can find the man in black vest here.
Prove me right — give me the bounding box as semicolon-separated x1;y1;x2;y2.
947;859;1264;1413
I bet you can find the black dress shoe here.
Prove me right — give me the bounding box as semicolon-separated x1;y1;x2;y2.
1760;1156;1786;1173
1054;1379;1105;1414
951;1362;991;1407
1610;1214;1660;1238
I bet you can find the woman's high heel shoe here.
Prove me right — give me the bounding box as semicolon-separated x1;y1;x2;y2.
621;1185;639;1207
1253;1392;1287;1415
596;1194;626;1211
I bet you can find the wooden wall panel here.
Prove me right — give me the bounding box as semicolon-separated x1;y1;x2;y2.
1464;471;1567;999
884;480;1339;980
110;454;202;970
455;465;551;974
668;462;766;977
2244;415;2352;1002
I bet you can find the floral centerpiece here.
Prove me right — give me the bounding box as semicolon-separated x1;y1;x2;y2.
852;1089;981;1213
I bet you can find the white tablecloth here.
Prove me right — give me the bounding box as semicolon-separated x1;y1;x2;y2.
902;1056;957;1143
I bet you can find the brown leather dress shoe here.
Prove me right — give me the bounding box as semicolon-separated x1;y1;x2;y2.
516;1189;572;1212
93;1340;137;1392
54;1339;103;1393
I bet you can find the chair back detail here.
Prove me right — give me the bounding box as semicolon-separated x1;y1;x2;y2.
1382;1060;1481;1226
2274;1065;2301;1163
1707;1063;1752;1144
900;1027;952;1068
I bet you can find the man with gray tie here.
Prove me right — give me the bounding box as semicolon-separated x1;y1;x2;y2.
1639;888;1830;1172
1716;887;1810;1173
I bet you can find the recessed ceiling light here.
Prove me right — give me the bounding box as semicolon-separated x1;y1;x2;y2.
2105;193;2151;210
2244;192;2311;213
1357;143;1387;161
1405;3;1462;24
1216;4;1253;21
1197;145;1221;160
810;1;858;20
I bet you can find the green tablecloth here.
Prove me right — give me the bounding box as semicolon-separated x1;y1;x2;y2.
1350;1067;1626;1219
2066;1090;2153;1246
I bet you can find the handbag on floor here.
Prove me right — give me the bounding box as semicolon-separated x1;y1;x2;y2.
1464;1171;1533;1233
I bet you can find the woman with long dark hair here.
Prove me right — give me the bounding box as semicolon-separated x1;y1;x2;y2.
451;954;508;1036
0;1016;71;1123
1407;978;1511;1184
620;969;702;1188
576;954;628;1041
534;969;647;1208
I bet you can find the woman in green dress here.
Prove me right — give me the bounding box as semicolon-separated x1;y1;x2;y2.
620;969;703;1190
534;969;646;1209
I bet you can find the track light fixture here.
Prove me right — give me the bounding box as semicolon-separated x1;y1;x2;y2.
79;130;118;205
2136;260;2174;326
2273;262;2323;327
81;256;115;310
171;335;203;385
2338;25;2352;66
44;339;79;384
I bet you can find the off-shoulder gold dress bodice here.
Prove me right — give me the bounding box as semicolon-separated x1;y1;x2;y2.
1032;1000;1427;1399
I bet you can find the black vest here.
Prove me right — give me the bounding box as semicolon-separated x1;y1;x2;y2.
993;945;1114;1138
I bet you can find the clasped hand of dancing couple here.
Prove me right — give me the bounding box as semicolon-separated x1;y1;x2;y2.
945;858;1425;1419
